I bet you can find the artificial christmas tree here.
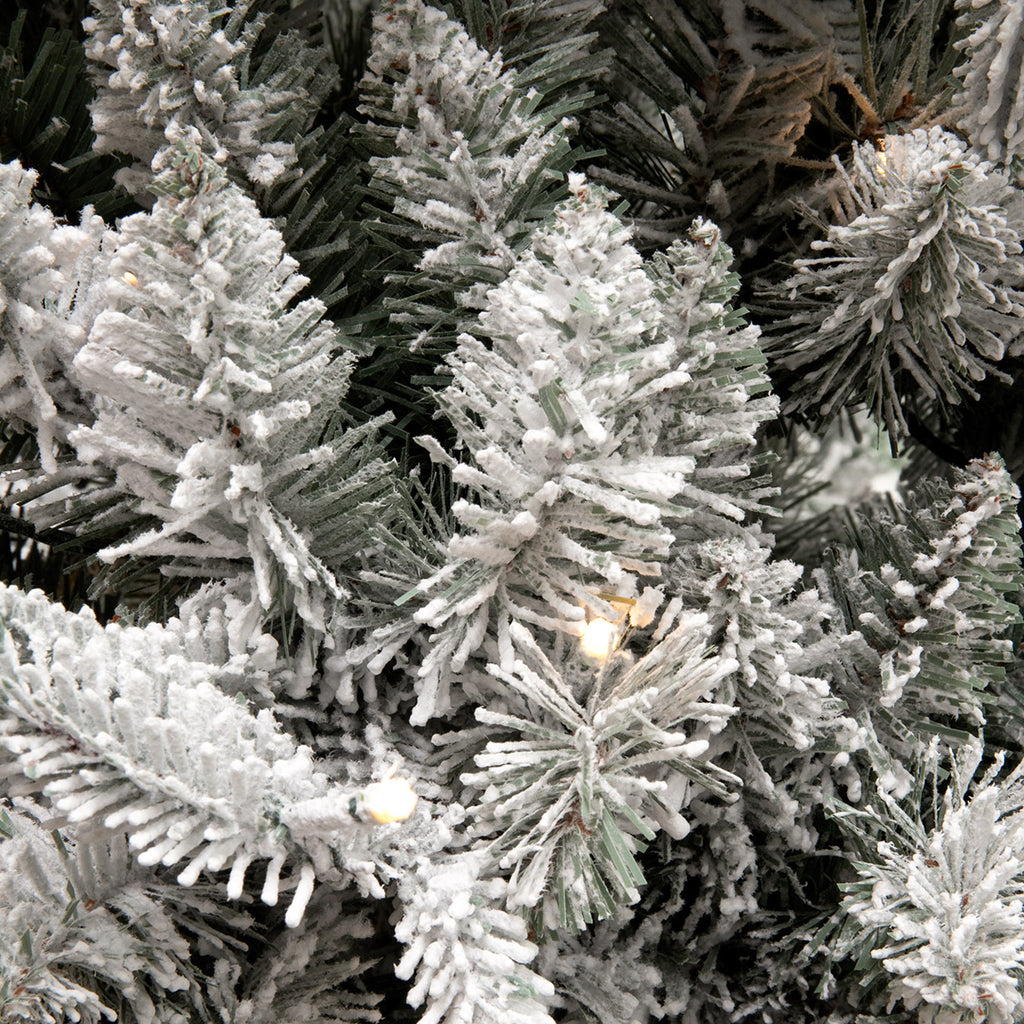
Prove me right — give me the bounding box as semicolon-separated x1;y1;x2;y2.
2;1;1024;1022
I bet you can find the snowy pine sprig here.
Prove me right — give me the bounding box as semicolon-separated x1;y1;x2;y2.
828;738;1024;1024
668;531;840;757
405;184;775;722
393;850;556;1024
0;584;412;927
28;140;404;648
83;0;336;196
950;0;1024;170
404;175;686;718
0;806;253;1024
659;527;851;859
761;127;1024;444
455;617;738;932
822;455;1022;734
355;0;579;349
0;160;107;470
643;218;779;537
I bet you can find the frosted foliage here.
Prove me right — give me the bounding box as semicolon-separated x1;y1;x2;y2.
229;891;382;1024
83;0;332;194
951;0;1024;166
537;920;664;1024
65;144;394;642
827;456;1021;725
360;0;572;305
394;852;555;1024
674;531;841;756
0;584;378;927
0;808;244;1024
846;744;1024;1024
408;183;772;722
459;618;738;931
642;220;778;535
0;161;107;468
764;127;1024;441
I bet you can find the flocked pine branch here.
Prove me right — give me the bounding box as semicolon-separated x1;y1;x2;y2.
405;183;777;722
0;161;107;471
453;616;739;932
760;127;1024;446
950;0;1024;172
0;803;253;1024
637;224;844;816
820;737;1024;1023
393;850;556;1024
8;139;405;659
534;912;665;1024
640;219;779;542
663;528;849;845
821;454;1023;740
404;175;685;719
0;583;415;928
445;0;607;109
83;0;337;197
354;0;580;351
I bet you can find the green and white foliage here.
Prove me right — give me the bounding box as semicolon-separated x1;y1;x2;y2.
535;912;665;1024
406;176;685;719
0;160;107;469
0;805;252;1024
407;191;774;723
643;219;779;543
444;0;606;107
356;0;578;346
950;0;1024;171
821;456;1022;737
83;0;336;197
642;224;840;817
0;584;401;927
664;528;846;834
56;141;401;644
214;889;382;1024
828;739;1024;1024
761;127;1024;444
393;850;556;1024
456;617;738;932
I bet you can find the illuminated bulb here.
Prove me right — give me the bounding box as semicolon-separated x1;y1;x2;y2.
122;271;139;287
580;617;619;660
876;139;887;178
362;777;418;824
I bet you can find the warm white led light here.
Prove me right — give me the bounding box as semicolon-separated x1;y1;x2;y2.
875;139;888;178
580;617;619;660
362;777;418;824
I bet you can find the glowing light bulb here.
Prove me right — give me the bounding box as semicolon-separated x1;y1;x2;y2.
875;139;887;178
122;271;139;287
580;617;619;660
362;777;418;824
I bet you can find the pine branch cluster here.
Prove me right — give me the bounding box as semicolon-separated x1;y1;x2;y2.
2;1;1024;1023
